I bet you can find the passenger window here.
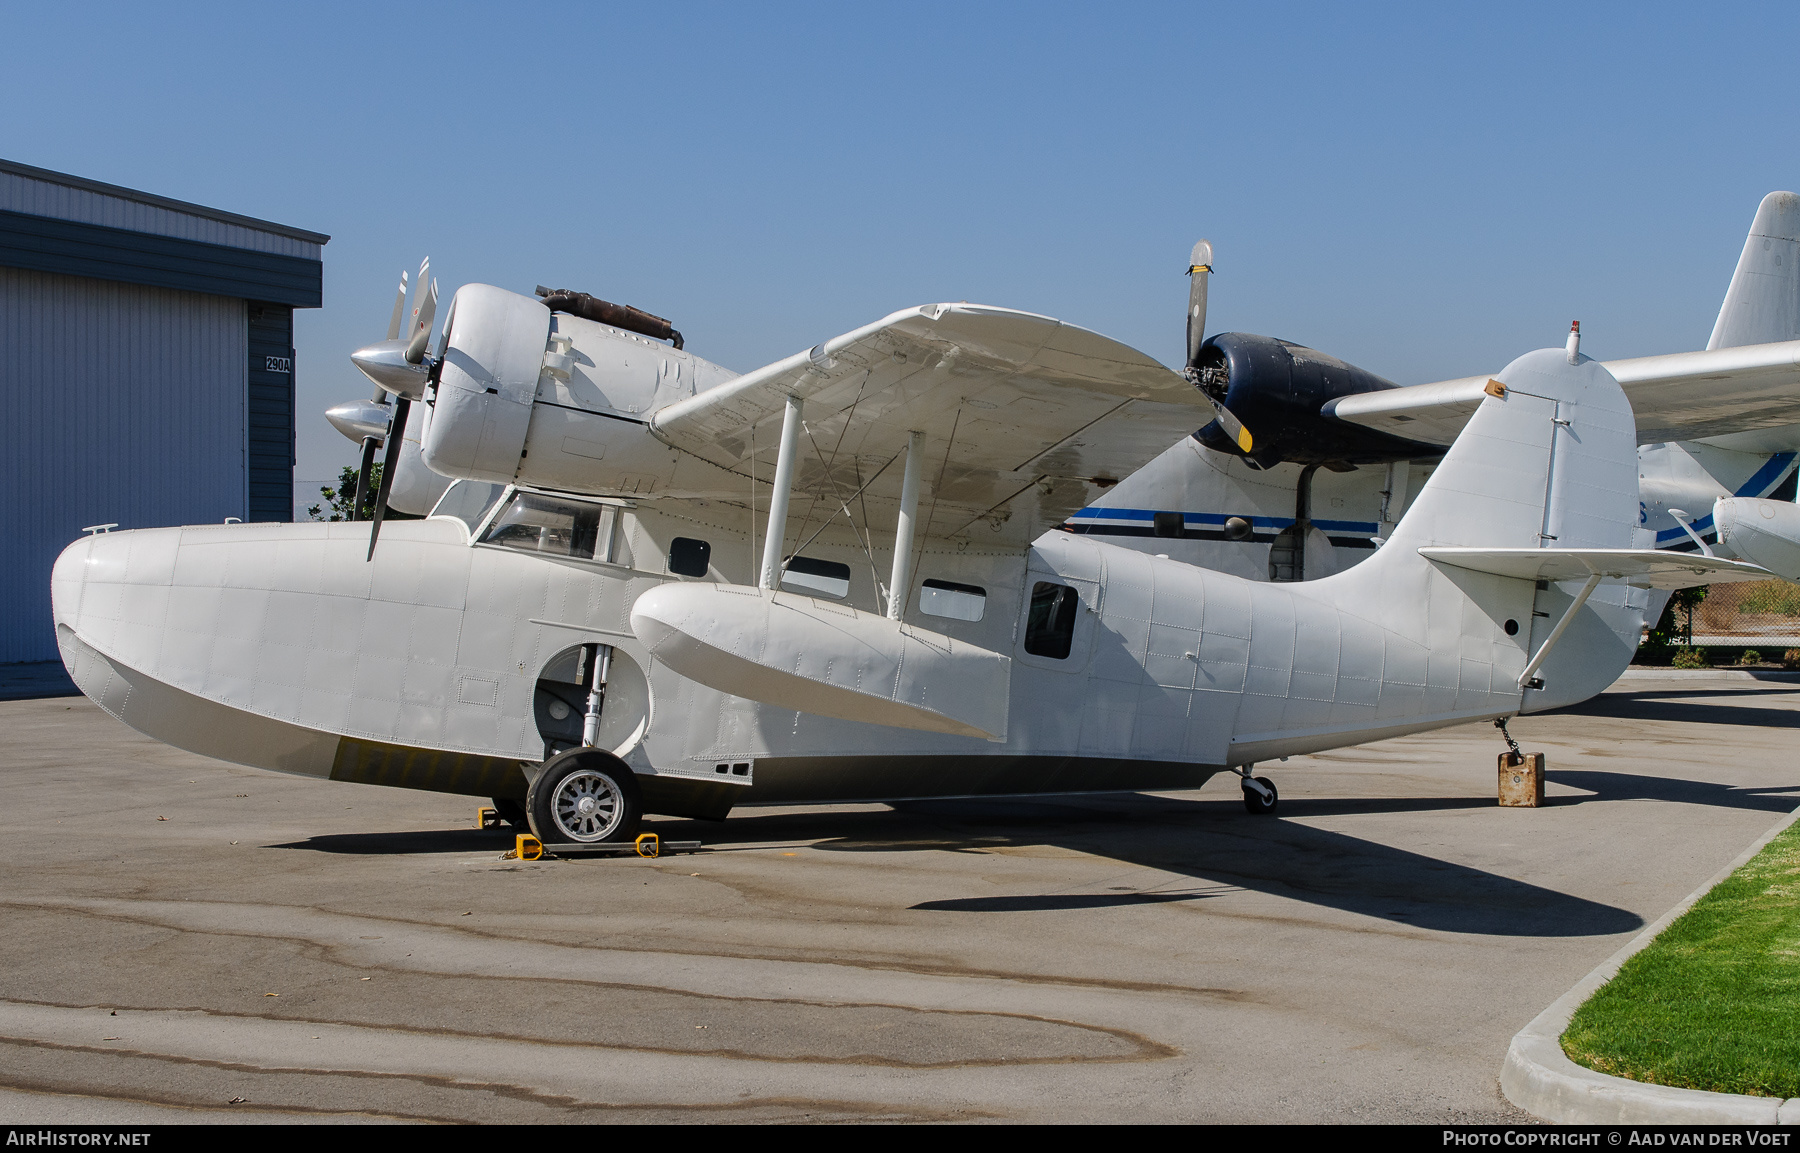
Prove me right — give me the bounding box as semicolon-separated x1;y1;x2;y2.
669;537;711;577
780;555;851;599
431;480;505;535
477;492;613;560
919;578;986;622
1023;581;1079;659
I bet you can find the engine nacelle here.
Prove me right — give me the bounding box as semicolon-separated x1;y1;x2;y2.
386;397;454;515
1714;497;1800;581
421;284;737;497
1192;332;1445;467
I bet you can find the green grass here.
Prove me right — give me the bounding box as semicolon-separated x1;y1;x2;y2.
1562;818;1800;1097
1740;582;1800;617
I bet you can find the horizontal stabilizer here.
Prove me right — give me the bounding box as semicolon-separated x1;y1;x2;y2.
1420;547;1771;588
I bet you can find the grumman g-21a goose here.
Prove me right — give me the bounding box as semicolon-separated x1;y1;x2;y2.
50;197;1800;846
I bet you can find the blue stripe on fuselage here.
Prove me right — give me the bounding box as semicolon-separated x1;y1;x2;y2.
1652;452;1796;544
1066;507;1380;534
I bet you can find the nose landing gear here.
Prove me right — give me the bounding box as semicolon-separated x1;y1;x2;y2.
1236;766;1279;815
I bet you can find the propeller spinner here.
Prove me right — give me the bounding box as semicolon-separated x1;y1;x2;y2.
350;258;437;401
341;260;443;557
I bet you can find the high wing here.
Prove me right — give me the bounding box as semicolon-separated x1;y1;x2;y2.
1322;339;1800;449
648;303;1207;545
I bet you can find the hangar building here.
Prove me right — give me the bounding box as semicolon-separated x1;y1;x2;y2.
1;159;327;664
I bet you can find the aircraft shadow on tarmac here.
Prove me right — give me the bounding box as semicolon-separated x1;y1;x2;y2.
271;767;1800;937
1551;688;1800;729
709;794;1643;937
269;829;515;855
1543;770;1800;813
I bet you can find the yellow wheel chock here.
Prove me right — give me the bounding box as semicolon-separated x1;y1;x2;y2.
515;833;544;861
478;806;500;830
634;833;661;858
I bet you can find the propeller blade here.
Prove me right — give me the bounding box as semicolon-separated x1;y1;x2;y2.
405;274;438;365
366;396;410;560
385;270;408;342
1185;239;1213;369
350;436;380;522
1207;395;1254;455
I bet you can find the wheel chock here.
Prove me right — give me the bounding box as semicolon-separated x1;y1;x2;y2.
478;806;500;830
504;835;700;861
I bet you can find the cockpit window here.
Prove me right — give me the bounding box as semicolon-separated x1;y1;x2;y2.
477;492;618;561
430;480;505;535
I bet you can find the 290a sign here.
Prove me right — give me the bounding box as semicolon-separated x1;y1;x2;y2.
265;356;292;374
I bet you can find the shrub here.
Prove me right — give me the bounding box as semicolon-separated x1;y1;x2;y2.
1741;650;1762;667
1740;582;1800;616
1673;648;1710;669
1785;650;1800;670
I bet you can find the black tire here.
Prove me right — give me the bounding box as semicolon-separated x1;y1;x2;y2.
1241;776;1279;815
490;798;528;829
527;750;643;844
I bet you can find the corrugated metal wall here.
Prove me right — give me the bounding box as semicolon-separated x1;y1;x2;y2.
0;267;248;662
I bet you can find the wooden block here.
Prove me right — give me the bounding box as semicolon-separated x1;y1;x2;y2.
1498;751;1546;807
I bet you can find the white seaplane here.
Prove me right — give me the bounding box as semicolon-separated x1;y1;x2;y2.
50;194;1800;846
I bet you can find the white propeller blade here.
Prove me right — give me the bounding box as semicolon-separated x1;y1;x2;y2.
385;270;408;342
405;263;438;365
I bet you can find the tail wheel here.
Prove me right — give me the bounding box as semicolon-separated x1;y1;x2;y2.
1241;776;1279;815
527;750;643;844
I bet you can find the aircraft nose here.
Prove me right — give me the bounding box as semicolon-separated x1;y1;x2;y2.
51;526;183;657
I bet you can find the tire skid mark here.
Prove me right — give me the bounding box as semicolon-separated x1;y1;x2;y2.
0;896;1225;1025
0;994;1171;1069
0;1001;1040;1113
0;1038;986;1122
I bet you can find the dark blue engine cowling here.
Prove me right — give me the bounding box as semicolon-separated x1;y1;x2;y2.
1192;333;1445;467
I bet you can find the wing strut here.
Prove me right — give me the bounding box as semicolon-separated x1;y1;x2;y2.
1516;573;1603;690
759;395;804;590
887;431;924;619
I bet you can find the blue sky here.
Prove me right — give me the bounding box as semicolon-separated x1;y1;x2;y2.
5;1;1798;510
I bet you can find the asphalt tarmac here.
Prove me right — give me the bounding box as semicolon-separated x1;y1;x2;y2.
1;673;1796;1124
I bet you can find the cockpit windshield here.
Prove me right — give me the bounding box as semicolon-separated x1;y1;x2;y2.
476;491;621;562
429;480;505;535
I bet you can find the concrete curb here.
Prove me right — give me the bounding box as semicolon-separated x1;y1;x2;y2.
1500;804;1800;1124
1615;669;1800;682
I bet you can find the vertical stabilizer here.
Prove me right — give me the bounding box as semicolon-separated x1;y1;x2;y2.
1381;348;1639;556
1708;191;1800;350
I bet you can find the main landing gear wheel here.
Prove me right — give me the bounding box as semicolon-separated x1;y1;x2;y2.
527;750;643;844
1241;776;1279;815
490;798;528;829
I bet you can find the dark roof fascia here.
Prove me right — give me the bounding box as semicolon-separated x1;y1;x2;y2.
0;209;323;308
0;158;331;246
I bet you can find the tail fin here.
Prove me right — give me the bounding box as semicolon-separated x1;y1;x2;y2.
1381;348;1638;554
1708;191;1800;350
1316;347;1642;710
